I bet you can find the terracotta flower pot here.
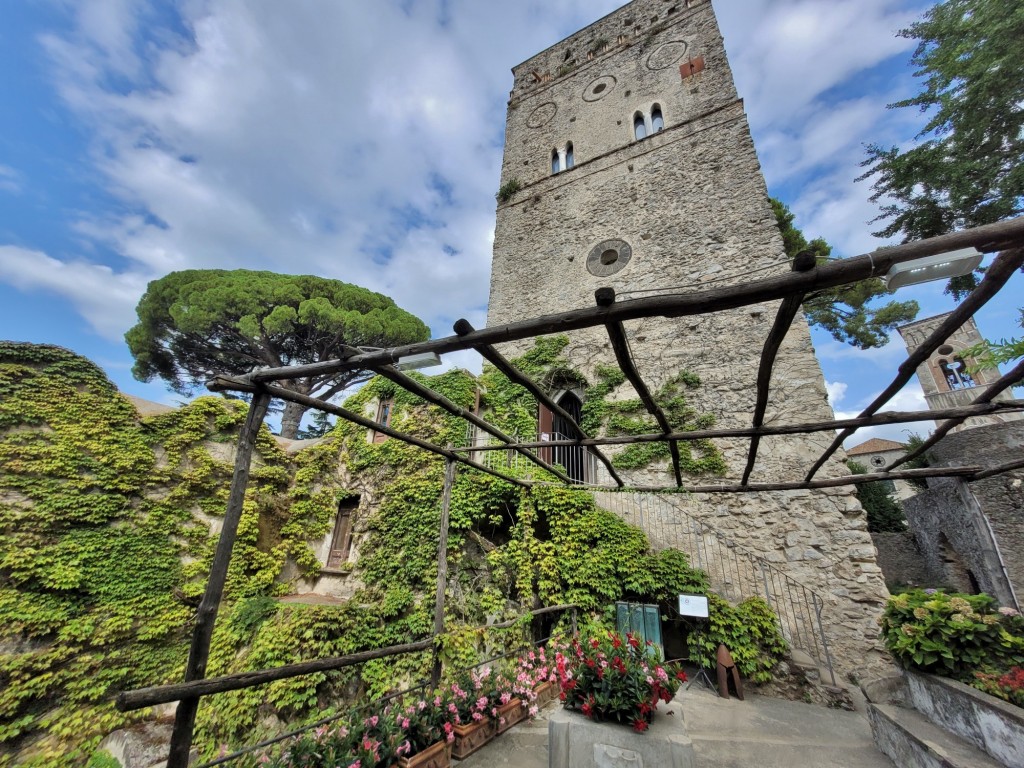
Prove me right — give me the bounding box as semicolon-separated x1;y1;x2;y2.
451;718;495;760
496;697;527;733
534;680;556;708
397;739;451;768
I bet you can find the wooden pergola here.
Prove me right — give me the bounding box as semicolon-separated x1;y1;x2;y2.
118;217;1024;767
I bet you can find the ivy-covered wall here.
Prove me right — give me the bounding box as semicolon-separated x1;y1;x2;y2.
0;341;760;766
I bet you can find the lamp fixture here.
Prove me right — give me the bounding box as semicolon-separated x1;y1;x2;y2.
884;247;982;290
394;352;443;371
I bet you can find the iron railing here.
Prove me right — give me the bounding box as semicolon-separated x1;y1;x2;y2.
593;490;837;685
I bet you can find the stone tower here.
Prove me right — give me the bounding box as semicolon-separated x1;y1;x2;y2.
486;0;891;676
897;313;1024;431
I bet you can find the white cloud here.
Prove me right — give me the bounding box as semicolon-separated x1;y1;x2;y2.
0;165;20;195
0;245;146;340
825;379;847;405
838;381;934;447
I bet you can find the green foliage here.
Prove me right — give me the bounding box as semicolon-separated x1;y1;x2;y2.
880;590;1024;680
771;198;918;348
858;0;1024;297
848;461;906;533
0;343;336;765
124;269;429;438
496;178;523;203
963;309;1024;372
85;752;120;768
687;595;789;684
901;433;931;491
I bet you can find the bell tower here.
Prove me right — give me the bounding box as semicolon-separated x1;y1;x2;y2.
485;0;894;678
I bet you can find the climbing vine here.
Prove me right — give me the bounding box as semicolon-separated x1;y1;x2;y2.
1;340;780;766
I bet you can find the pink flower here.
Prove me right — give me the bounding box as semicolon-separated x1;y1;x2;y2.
347;761;361;768
399;717;410;729
529;705;539;718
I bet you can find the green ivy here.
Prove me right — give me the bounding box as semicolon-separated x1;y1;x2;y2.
0;340;780;765
687;595;789;683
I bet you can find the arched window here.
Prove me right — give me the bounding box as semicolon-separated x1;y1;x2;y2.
634;112;646;140
651;104;664;132
551;148;561;174
565;142;574;169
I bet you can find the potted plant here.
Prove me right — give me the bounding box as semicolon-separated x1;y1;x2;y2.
395;697;455;768
447;670;496;759
555;631;687;733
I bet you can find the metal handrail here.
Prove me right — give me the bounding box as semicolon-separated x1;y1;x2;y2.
593;490;837;686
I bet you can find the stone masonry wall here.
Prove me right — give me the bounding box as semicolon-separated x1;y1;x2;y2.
870;532;939;591
903;421;1024;608
487;0;892;679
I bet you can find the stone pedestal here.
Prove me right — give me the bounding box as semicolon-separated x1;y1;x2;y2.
548;701;695;768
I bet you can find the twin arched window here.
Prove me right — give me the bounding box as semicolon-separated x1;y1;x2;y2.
634;104;665;140
551;142;575;173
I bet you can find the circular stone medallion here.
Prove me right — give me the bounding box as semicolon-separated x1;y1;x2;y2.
646;40;689;70
586;239;633;277
582;75;617;102
527;102;557;128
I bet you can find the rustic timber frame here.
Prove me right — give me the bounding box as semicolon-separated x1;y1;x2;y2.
118;217;1024;767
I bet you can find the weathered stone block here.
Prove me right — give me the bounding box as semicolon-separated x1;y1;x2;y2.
549;704;695;768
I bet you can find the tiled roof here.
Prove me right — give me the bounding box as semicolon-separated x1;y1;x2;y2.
847;437;906;456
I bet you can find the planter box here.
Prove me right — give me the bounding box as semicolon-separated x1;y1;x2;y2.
451;718;495;760
905;670;1024;768
397;739;451;768
496;698;527;734
534;680;556;708
549;701;695;768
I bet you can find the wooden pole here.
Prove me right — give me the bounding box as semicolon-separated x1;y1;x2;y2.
971;457;1024;482
120;639;433;711
453;319;625;487
207;377;531;489
804;247;1024;482
597;287;684;486
886;358;1024;471
741;294;804;485
431;454;457;689
167;391;271;768
118;605;578;711
239;217;1024;385
371;361;578;485
445;401;1024;451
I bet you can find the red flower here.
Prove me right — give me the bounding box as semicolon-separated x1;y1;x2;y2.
612;636;622;649
632;718;649;733
676;670;688;682
559;691;567;702
581;702;593;717
627;634;641;649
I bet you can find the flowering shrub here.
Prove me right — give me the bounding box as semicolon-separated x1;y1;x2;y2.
880;590;1024;679
974;666;1024;708
259;643;567;767
555;631;687;733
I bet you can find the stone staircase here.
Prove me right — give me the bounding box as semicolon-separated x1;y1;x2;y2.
863;671;1024;768
593;490;838;687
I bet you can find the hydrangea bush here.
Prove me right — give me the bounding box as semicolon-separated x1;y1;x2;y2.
881;589;1024;707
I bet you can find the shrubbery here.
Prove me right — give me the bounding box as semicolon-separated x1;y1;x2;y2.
881;589;1024;706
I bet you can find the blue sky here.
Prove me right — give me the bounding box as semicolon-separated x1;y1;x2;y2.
1;0;1020;444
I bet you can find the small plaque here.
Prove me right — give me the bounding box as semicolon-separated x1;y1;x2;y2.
595;744;643;767
678;594;709;617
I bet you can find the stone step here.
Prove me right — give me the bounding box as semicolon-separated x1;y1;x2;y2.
868;703;1005;768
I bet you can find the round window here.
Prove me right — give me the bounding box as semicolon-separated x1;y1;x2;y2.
870;456;886;468
586;239;632;277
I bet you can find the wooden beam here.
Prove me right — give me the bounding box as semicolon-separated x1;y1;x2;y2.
167;392;271;768
371;361;576;485
208;377;531;488
453;319;625;487
554;465;980;494
118;604;578;711
120;639;434;711
239;217;1024;385
804;247;1024;482
741;294;805;485
886;358;1024;471
430;456;457;689
447;401;1024;451
971;457;1024;482
596;290;683;486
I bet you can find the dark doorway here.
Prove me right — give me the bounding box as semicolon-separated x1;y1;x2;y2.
552;392;586;483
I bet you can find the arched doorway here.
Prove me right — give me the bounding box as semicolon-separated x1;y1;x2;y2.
550;392;585;484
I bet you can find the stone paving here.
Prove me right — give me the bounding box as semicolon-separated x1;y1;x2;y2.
456;687;894;767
